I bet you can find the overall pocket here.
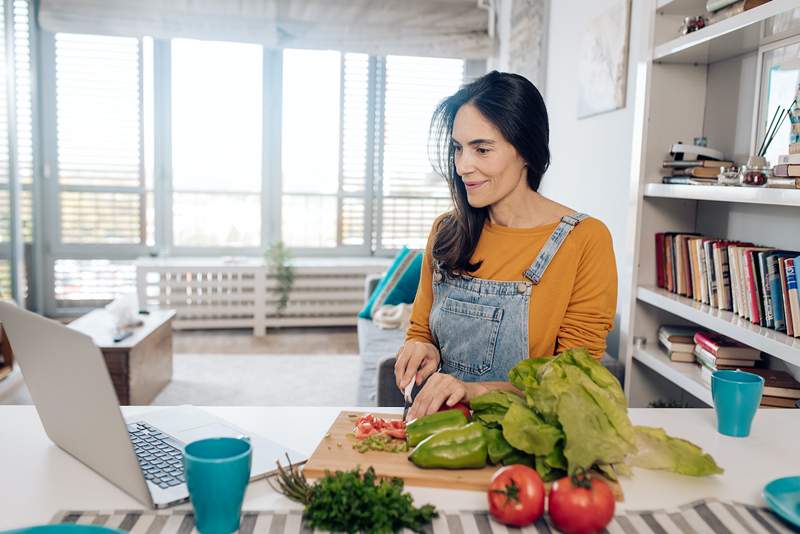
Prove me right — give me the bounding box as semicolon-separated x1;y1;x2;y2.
436;296;503;378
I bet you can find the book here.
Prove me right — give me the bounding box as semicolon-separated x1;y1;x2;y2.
742;368;800;399
671;166;724;179
706;0;740;11
713;242;732;310
662;160;733;169
742;247;773;325
766;252;800;332
703;239;717;307
708;0;769;24
655;233;666;288
693;331;761;360
694;344;757;368
772;164;800;177
662;176;694;185
791;142;800;155
658;325;698;355
787;258;800;337
779;258;794;337
757;251;773;328
761;395;799;408
778;154;800;165
669;143;725;161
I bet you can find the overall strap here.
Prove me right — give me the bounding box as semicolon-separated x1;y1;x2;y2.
523;213;589;284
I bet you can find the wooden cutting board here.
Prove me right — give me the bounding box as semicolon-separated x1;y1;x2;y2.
302;411;624;499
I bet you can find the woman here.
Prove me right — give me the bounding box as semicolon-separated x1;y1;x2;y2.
396;71;617;420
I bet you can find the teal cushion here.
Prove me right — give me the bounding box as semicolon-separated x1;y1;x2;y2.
358;247;422;319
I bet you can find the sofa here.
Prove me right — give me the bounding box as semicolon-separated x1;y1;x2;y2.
356;274;626;406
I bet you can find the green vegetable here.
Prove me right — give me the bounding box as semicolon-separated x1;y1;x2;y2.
630;426;723;476
268;456;437;533
499;348;723;478
501;449;535;467
353;433;409;453
485;427;514;464
501;402;563;456
470;390;526;428
405;409;468;447
409;422;488;469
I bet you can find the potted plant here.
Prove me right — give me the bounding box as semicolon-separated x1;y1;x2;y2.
265;241;295;316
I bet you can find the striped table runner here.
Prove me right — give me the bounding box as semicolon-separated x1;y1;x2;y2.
51;499;798;534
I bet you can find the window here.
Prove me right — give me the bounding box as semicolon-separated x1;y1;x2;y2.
281;50;369;249
377;56;463;250
55;33;145;244
39;27;470;313
0;0;34;300
171;39;262;248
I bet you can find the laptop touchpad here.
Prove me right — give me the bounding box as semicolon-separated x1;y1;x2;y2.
173;422;245;444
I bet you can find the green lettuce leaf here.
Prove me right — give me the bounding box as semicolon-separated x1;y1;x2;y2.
557;387;633;471
631;426;724;476
484;427;514;465
501;403;562;456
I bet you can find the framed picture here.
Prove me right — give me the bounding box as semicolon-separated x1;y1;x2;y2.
576;0;631;119
755;35;800;165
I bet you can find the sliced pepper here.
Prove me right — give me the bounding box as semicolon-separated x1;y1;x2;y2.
409;422;488;469
406;409;468;447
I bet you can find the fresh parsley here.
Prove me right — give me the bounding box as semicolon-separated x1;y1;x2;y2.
268;457;437;533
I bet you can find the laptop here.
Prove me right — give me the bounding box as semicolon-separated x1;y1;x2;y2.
0;301;307;508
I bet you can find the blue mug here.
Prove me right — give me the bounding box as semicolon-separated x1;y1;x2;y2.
711;369;764;437
184;437;252;534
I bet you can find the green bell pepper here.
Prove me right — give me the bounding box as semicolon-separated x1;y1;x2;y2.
409;422;488;469
406;409;468;447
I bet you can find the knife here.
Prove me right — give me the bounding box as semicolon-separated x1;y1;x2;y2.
402;380;414;421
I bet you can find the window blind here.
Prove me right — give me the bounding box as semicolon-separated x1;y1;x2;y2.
378;55;463;250
54;33;145;245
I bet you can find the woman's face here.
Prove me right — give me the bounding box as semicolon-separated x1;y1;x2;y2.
452;103;527;209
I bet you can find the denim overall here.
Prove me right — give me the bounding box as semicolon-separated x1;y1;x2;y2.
429;213;589;382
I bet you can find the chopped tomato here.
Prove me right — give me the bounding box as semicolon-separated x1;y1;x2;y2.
353;414;406;442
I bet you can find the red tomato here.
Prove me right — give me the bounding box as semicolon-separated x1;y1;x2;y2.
437;401;471;420
487;465;545;527
548;472;615;534
353;414;406;441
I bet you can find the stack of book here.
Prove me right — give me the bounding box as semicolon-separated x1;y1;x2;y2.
655;232;800;338
771;154;800;189
657;325;699;362
706;0;770;25
694;331;761;381
745;368;800;408
661;143;732;185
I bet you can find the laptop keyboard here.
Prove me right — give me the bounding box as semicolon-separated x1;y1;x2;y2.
127;422;185;489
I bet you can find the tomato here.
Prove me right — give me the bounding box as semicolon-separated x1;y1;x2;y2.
353;414;406;441
487;465;545;527
437;401;471;420
547;472;615;534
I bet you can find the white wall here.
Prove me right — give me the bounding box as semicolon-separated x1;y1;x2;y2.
538;0;649;357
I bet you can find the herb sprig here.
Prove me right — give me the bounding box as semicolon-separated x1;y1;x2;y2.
268;456;437;533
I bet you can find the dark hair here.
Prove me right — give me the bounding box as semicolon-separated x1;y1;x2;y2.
428;71;550;275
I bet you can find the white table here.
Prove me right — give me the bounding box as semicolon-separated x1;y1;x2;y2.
1;406;798;530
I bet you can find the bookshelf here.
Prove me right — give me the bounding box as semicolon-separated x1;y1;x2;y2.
653;0;800;63
621;0;800;408
644;183;800;206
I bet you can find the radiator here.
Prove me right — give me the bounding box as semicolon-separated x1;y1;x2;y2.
136;257;392;335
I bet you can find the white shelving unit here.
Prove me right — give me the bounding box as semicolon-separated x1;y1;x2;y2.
621;0;800;408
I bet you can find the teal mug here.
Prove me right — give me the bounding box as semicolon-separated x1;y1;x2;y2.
184;437;252;534
711;370;764;437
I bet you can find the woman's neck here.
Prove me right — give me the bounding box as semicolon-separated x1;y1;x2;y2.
487;183;551;228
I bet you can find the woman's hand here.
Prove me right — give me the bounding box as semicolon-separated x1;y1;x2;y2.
406;373;485;420
395;340;441;391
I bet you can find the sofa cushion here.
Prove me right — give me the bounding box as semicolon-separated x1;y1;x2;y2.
358;247;422;319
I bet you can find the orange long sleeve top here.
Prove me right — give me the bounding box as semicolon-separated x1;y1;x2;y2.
405;216;618;359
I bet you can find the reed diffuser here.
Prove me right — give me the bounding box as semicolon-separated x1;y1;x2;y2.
740;98;797;186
